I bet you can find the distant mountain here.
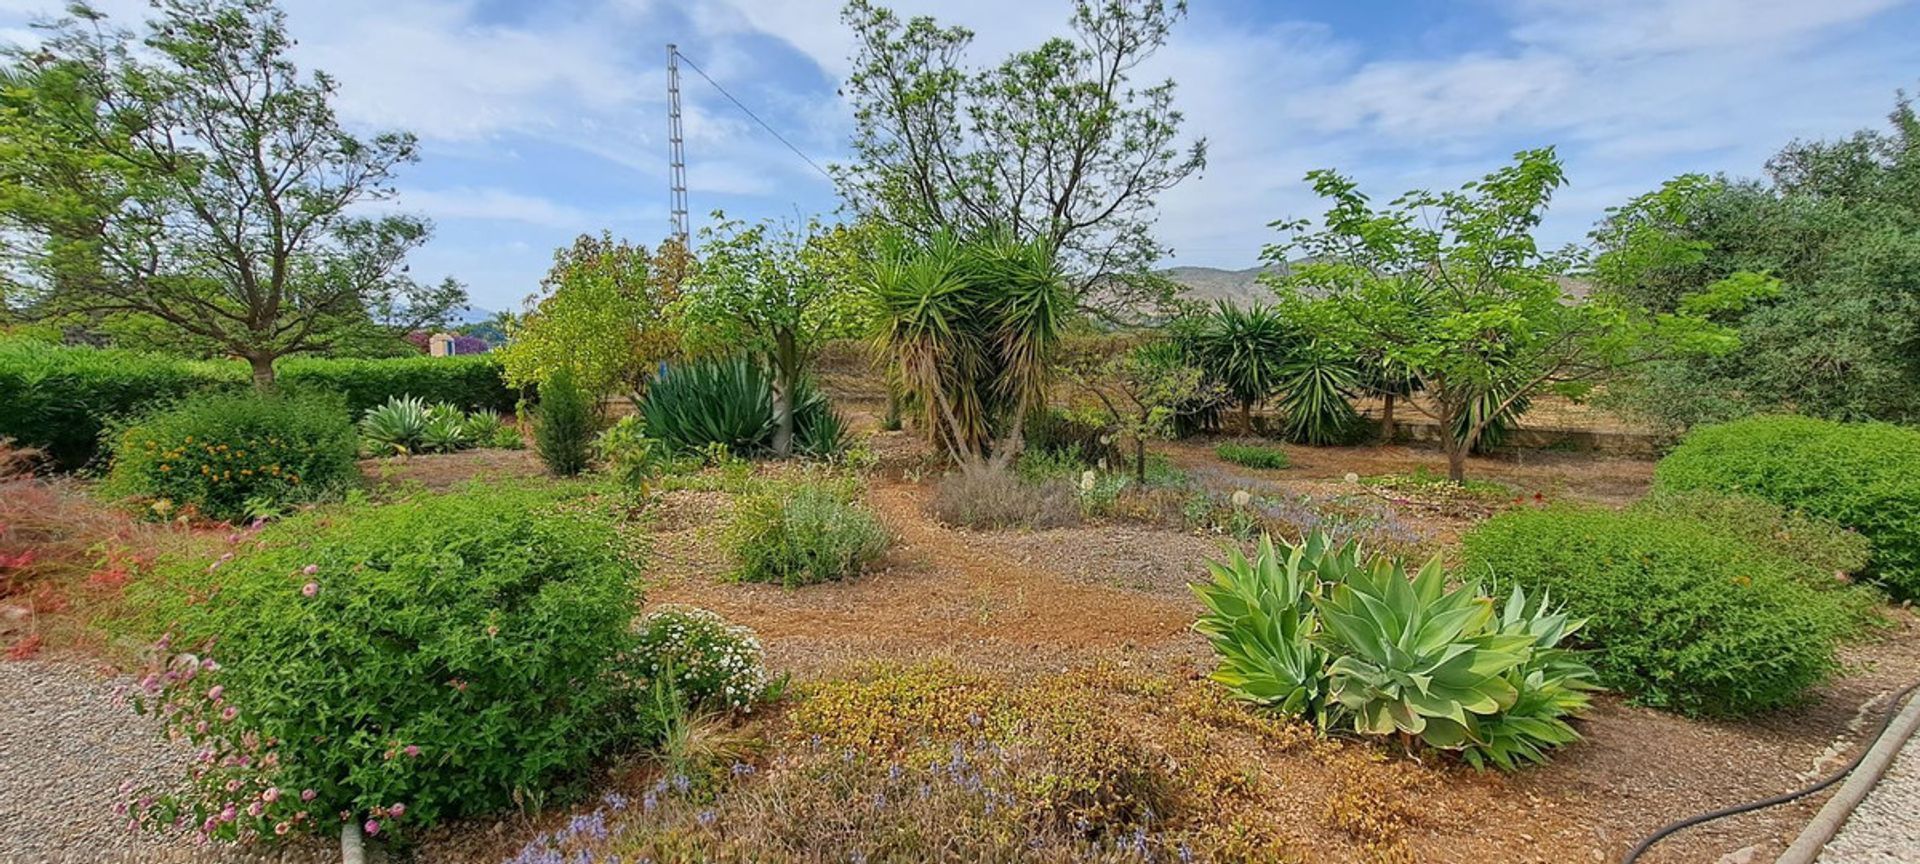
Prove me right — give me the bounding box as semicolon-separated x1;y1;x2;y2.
1157;263;1287;307
451;305;499;325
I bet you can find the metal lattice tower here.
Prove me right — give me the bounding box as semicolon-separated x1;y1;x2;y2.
666;44;689;246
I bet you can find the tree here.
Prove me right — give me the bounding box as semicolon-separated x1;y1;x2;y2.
678;215;872;458
1589;94;1920;428
0;0;460;389
1070;337;1223;483
1185;301;1291;433
837;0;1205;321
869;228;1069;474
1266;149;1741;482
498;233;683;404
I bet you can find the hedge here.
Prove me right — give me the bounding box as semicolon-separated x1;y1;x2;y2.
1654;415;1920;599
0;338;517;471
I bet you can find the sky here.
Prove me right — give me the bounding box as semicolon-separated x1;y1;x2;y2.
2;0;1916;313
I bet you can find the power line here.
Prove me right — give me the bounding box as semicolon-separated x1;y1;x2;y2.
670;48;835;184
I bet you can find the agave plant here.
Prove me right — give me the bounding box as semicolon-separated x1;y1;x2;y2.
419;404;470;454
1191;534;1342;724
1461;585;1598;769
642;355;843;456
360;396;430;455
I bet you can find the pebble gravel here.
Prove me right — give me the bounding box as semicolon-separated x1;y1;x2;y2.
1818;729;1920;864
0;660;331;864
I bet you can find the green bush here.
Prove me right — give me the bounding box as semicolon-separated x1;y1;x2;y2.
104;392;358;522
1192;532;1596;769
0;338;239;470
593;416;670;490
1460;505;1877;716
640;355;843;456
534;369;597;477
0;339;516;471
728;476;889;586
630;605;772;713
278;354;516;416
121;487;643;843
1654;415;1920;598
1215;441;1289;470
1026;406;1119;467
1636;489;1871;581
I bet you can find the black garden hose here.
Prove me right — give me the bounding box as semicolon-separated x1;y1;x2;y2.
1620;679;1920;863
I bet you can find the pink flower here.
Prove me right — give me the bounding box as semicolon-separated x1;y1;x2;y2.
261;787;280;803
402;745;420;758
246;801;263;817
300;789;316;802
274;822;290;836
363;819;380;836
301;564;318;576
301;582;318;597
220;706;238;721
387;803;405;818
219;803;237;822
225;779;243;793
207;685;224;702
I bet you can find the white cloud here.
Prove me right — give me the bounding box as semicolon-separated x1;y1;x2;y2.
381;187;598;229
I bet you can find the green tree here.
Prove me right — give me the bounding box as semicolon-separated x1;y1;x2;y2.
1267;149;1741;482
0;0;461;388
869;229;1069;474
678;215;871;458
1071;338;1224;482
1589;95;1920;428
837;0;1205;321
1186;301;1292;433
499;233;683;403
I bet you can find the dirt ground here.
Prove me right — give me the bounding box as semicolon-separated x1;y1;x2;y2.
351;436;1920;864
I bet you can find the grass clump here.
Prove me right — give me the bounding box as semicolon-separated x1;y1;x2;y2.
1653;415;1920;598
930;468;1081;530
727;475;889;586
103;392;358;522
1214;441;1289;470
1461;503;1879;716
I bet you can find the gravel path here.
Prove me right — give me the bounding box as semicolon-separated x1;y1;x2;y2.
1818;729;1920;863
0;659;331;864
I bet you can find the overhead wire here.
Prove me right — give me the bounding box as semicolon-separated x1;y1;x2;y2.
671;49;836;184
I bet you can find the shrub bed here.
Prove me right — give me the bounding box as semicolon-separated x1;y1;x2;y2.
1653;415;1920;598
121;486;644;844
728;476;889;586
1460;504;1877;716
630;605;772;712
104;392;359;522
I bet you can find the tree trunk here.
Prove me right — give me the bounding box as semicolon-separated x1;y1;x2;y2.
1134;438;1147;484
248;354;277;392
770;332;797;458
339;820;366;864
1380;393;1396;443
1240;401;1253;435
1445;442;1467;484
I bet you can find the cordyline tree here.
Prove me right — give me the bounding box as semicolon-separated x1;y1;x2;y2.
677;215;873;458
869;228;1070;474
0;0;462;388
837;0;1205;322
498;233;688;405
1265;149;1753;482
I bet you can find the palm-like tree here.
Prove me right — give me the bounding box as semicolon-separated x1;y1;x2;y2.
1190;300;1293;432
869;228;1068;474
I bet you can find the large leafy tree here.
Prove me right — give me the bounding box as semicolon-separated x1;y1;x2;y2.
0;0;461;388
1590;95;1920;428
1266;149;1742;482
837;0;1205;321
498;234;686;405
677;215;872;458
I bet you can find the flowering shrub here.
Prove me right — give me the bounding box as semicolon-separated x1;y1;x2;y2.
121;486;644;844
104;392;359;522
630;606;771;713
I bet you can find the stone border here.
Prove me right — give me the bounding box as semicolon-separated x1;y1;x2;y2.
1776;689;1920;864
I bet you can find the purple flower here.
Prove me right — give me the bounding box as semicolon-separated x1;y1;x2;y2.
301;564;319;576
696;810;716;827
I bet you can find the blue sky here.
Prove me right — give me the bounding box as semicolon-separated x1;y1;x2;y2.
3;0;1916;313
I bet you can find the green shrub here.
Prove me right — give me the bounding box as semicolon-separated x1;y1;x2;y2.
1215;441;1289;470
630;605;772;712
1636;489;1871;581
0;338;240;470
1026;406;1119;466
728;476;889;586
1193;533;1596;769
121;487;643;843
641;355;842;456
278;354;516;416
929;468;1081;530
1461;505;1877;716
1653;415;1920;598
104;392;358;522
534;369;597;477
593;415;670;490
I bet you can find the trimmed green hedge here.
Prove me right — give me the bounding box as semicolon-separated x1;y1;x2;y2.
1461;504;1877;717
1654;415;1920;599
0;339;517;470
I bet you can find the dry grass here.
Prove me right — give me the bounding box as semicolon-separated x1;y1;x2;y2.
929;468;1081;530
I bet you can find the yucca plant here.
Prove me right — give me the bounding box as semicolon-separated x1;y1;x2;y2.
641;355;843;456
1189;301;1294;432
1275;343;1362;445
359;396;430;455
